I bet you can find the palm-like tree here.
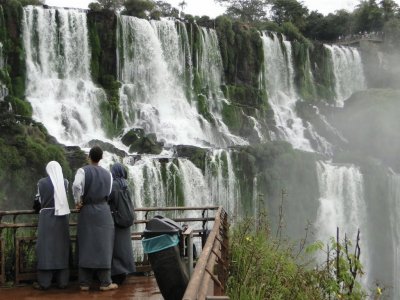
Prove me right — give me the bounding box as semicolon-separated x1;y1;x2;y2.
178;0;187;16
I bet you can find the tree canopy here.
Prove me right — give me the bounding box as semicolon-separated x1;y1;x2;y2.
215;0;269;22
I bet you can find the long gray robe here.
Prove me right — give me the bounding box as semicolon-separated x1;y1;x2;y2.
36;177;70;270
77;165;114;269
109;180;136;276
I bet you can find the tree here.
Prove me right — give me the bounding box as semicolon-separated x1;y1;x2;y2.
122;0;156;18
380;0;399;21
268;0;309;31
384;17;400;48
178;0;187;11
88;0;124;11
354;0;384;32
215;0;269;23
178;1;186;17
155;1;179;18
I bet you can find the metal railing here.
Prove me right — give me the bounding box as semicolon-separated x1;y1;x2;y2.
0;205;229;297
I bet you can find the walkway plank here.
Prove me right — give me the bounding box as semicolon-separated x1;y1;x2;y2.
0;275;162;300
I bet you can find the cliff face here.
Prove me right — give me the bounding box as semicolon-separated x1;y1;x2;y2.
0;4;397;211
0;3;85;209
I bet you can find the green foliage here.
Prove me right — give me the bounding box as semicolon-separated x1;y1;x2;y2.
384;18;400;49
99;95;124;137
215;18;264;87
307;231;367;299
122;0;155;18
89;2;103;11
89;0;124;11
87;11;123;137
309;44;336;103
155;1;179;18
228;216;367;300
222;101;241;132
292;41;316;101
7;96;32;117
269;0;309;31
196;94;215;124
282;21;308;43
354;0;384;33
0;118;71;209
228;216;323;299
215;0;269;22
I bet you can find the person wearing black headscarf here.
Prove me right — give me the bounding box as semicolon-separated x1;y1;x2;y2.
109;162;136;284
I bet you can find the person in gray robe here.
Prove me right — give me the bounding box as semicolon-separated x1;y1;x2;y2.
109;163;136;284
34;161;71;290
72;146;118;291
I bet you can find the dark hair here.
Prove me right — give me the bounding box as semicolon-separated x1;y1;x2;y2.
89;146;103;163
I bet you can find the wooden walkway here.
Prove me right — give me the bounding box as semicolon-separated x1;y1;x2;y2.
0;274;162;300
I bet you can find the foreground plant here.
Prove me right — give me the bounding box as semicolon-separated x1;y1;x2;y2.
227;215;368;299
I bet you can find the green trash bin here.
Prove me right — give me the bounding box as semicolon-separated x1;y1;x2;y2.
142;216;189;300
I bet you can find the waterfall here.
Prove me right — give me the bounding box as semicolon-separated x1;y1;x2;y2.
118;16;244;147
124;149;239;220
315;161;370;285
197;27;224;103
195;26;248;146
324;44;366;107
0;42;8;101
22;6;108;145
205;149;239;217
261;32;313;152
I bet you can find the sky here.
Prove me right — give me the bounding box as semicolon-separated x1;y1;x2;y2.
44;0;400;17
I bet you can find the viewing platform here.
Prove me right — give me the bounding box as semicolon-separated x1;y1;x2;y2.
335;33;384;47
0;275;162;299
0;206;230;300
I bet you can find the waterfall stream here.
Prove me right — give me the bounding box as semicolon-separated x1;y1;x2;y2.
18;6;398;297
315;161;371;286
324;44;366;106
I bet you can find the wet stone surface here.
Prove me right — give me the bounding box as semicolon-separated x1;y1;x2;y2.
0;275;163;300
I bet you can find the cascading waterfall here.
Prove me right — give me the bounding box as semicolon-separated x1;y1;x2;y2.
125;149;239;223
197;27;224;104
22;6;108;145
118;16;241;147
195;26;248;146
324;44;366;107
0;42;8;101
315;161;370;285
261;32;313;152
205;149;239;218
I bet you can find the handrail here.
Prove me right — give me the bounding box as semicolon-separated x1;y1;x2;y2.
0;206;219;216
0;206;222;288
183;207;230;300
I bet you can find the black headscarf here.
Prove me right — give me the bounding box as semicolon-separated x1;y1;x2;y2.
111;163;128;189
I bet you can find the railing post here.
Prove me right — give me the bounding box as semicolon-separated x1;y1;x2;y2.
184;227;194;277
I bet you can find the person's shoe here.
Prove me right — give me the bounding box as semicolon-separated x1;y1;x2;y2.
33;282;46;290
99;283;118;291
80;285;90;291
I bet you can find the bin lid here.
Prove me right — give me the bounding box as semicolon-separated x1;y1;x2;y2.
145;215;183;234
142;234;179;254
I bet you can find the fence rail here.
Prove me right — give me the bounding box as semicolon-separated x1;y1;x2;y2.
0;205;229;299
183;207;229;300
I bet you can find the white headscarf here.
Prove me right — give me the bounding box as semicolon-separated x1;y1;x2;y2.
46;161;70;216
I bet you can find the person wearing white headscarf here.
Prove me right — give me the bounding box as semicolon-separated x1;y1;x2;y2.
34;161;71;290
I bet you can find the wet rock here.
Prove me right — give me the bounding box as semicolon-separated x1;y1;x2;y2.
86;139;128;157
174;145;208;171
122;129;164;155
